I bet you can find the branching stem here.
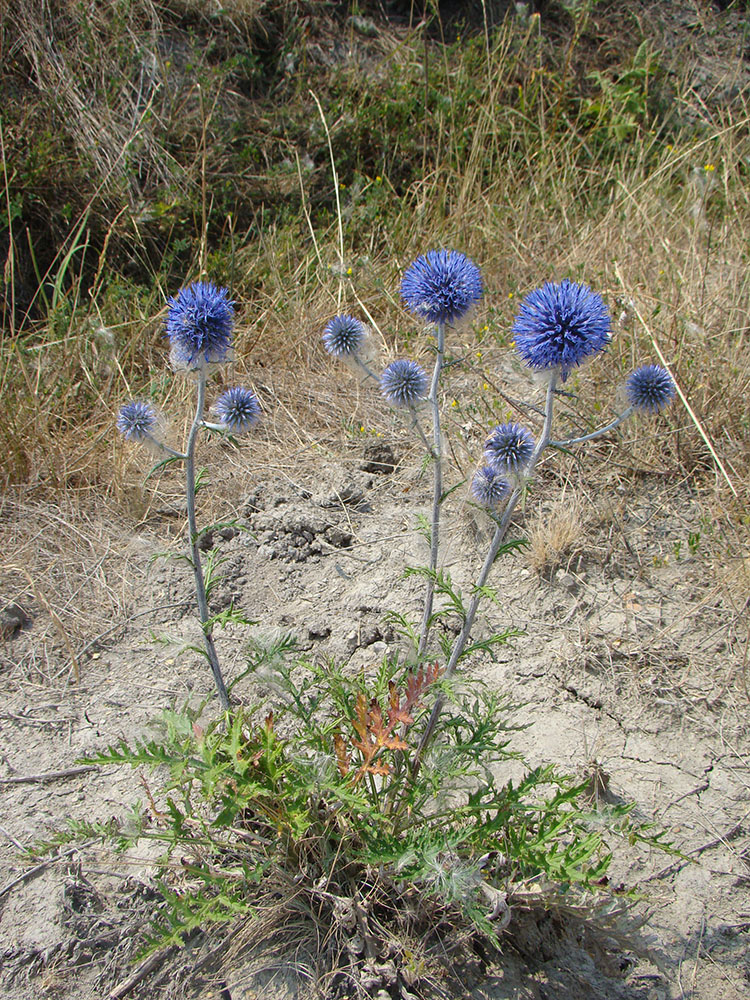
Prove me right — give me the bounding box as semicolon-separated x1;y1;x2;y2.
185;370;230;710
550;406;634;447
146;437;186;459
410;377;558;778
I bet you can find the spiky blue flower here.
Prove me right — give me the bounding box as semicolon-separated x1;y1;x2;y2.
512;279;611;380
214;387;261;433
116;400;158;441
165;281;234;369
400;250;483;325
322;315;366;357
471;466;510;508
626;364;676;413
484;423;535;474
380;359;428;407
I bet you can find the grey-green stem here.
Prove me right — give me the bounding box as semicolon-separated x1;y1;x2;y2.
146;437;186;459
185;369;230;710
410;376;558;778
550;405;634;448
417;321;445;656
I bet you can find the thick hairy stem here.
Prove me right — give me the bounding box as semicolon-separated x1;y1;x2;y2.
411;377;558;778
185;370;230;710
417;322;445;656
550;405;634;448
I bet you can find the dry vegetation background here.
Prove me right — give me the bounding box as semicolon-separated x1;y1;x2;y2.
2;0;748;696
1;0;750;997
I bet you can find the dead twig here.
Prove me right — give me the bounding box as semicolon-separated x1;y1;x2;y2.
0;840;97;899
108;946;177;1000
0;765;97;785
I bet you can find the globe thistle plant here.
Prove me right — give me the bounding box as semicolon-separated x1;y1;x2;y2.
117;400;160;442
323;257;675;778
214;387;262;433
380;359;428;407
322;315;367;358
512;279;611;381
166;281;235;370
626;365;676;413
114;280;266;711
401;250;483;325
484;423;535;475
471;466;510;508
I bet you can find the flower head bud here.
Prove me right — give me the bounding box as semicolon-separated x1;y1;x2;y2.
117;400;159;442
626;364;676;413
380;359;428;407
400;250;483;325
484;422;535;474
471;466;510;508
322;314;367;358
512;279;611;380
165;281;234;370
214;387;261;433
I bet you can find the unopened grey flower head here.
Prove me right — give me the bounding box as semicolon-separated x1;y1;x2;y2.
512;279;611;380
117;400;158;442
214;386;261;433
626;364;676;413
471;466;510;508
380;359;428;407
484;423;535;474
165;281;234;370
322;314;366;357
400;250;483;325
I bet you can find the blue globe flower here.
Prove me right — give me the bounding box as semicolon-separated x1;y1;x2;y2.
512;279;611;380
484;423;535;474
380;359;428;407
626;365;676;413
117;400;158;441
322;315;366;357
471;466;510;508
400;250;483;325
214;387;261;433
165;281;234;369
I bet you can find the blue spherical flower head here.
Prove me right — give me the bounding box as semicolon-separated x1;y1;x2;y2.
400;250;483;325
484;423;535;474
214;387;261;433
165;281;234;370
117;400;158;442
380;359;428;407
322;315;367;357
512;279;611;381
471;466;510;508
626;364;676;413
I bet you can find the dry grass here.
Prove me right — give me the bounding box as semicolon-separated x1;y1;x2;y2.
1;0;748;682
526;495;584;576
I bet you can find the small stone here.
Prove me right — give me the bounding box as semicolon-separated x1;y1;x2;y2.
359;626;382;648
325;526;353;548
1;603;31;639
197;531;215;552
360;442;397;475
319;479;365;508
308;622;331;640
556;571;578;592
242;490;266;514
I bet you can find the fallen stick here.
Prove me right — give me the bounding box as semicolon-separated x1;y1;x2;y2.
0;840;97;899
0;765;97;784
108;947;176;999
